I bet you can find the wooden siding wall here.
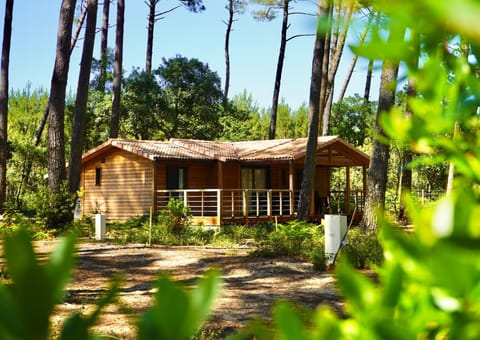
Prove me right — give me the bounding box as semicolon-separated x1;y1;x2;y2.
155;161;218;189
222;162;240;188
81;149;153;221
270;166;286;189
315;166;329;197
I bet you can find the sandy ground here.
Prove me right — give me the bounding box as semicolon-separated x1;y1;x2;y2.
9;241;343;339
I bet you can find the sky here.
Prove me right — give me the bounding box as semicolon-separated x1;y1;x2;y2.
1;0;380;110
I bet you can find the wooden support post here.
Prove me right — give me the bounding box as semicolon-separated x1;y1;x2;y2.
267;190;272;217
279;191;283;216
242;190;248;219
151;158;158;214
217;189;222;225
217;161;223;224
346;166;351;215
363;166;367;209
289;160;294;216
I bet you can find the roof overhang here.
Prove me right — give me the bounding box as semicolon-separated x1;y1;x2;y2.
81;137;370;167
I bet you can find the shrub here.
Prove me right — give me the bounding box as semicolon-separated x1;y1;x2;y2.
218;224;256;242
107;216;150;244
341;228;383;269
70;217;94;238
209;233;241;248
253;221;326;270
251;222;276;242
158;198;192;234
29;181;76;231
148;223;214;246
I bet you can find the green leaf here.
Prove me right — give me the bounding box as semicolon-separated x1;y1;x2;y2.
336;259;377;313
309;306;343;339
381;263;404;309
273;301;304;340
0;229;77;339
187;268;222;333
60;275;121;340
46;233;77;302
138;269;222;340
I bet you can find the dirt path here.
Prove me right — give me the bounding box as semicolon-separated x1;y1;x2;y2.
32;241;342;338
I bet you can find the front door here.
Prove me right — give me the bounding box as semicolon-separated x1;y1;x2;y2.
167;166;187;199
241;167;269;215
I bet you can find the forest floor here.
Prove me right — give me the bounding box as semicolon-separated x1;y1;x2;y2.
31;241;344;339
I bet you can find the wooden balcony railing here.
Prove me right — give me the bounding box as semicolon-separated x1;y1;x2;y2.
155;189;365;225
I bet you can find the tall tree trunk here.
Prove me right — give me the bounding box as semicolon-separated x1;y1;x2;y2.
361;25;405;232
109;0;125;138
70;2;88;54
268;0;289;140
397;79;414;223
364;13;380;103
337;11;373;102
145;0;158;73
224;0;234;99
364;58;373;102
0;0;13;213
98;0;110;92
321;0;353;135
48;0;76;191
68;0;98;195
397;33;419;223
297;1;328;221
446;37;468;195
318;1;331;135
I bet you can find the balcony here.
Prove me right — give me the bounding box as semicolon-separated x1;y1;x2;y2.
155;189;364;226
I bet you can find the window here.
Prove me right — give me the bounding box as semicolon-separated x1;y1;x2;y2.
241;167;270;216
167;167;187;189
95;167;102;186
241;167;269;189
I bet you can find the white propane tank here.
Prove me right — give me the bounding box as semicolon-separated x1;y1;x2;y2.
95;213;106;240
324;214;347;263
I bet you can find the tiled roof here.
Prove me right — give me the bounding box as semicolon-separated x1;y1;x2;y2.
234;136;339;160
170;139;238;160
82;136;370;165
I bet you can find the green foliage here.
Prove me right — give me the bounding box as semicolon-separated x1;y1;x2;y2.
330;95;376;146
105;213;215;246
275;100;309;139
155;55;225;140
221;90;268;141
30;181;76;231
254;221;326;271
0;229;220;339
341;228;383;269
150;224;215;246
121;68;164;140
239;0;480;338
6;87;49;212
137;269;221;340
159;198;193;235
89;47;114;91
106;216;150;244
0;229;76;339
216;224;263;243
84;90;112;150
70;217;95;238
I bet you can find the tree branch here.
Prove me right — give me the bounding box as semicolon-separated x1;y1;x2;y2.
286;33;315;42
155;5;181;17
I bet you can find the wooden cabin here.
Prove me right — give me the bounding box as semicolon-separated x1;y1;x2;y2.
80;137;370;225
